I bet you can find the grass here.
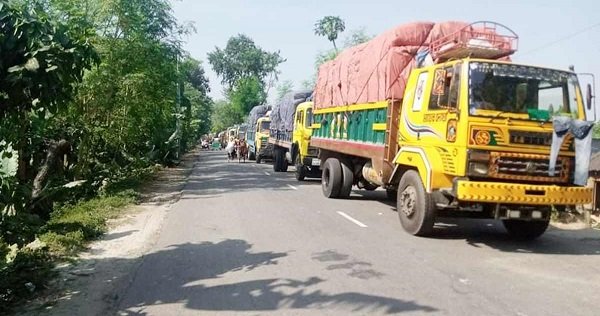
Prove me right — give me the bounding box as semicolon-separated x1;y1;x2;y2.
39;190;138;256
1;189;139;312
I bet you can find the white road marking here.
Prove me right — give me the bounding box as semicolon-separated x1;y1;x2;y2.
287;184;298;190
336;211;368;228
264;171;270;176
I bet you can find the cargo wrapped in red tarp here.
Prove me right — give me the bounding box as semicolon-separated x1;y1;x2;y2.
314;21;477;109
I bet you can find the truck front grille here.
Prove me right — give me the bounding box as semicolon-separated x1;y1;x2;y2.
509;130;572;150
489;152;570;183
509;131;552;146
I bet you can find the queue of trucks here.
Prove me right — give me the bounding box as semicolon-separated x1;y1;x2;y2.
222;21;595;240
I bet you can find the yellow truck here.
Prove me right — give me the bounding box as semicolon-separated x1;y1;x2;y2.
269;92;321;180
311;21;594;239
250;116;273;163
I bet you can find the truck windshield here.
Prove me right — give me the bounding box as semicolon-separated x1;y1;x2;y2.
469;62;580;119
259;121;270;133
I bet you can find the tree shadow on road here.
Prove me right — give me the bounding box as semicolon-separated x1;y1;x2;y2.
115;240;437;315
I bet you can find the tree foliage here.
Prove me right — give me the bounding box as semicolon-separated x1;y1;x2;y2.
211;100;243;133
0;1;213;304
228;76;266;116
208;34;285;92
314;16;346;51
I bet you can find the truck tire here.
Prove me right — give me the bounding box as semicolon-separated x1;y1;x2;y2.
397;170;436;236
338;161;354;198
502;219;549;240
273;148;282;172
249;150;256;161
295;155;306;181
322;158;343;198
256;154;262;164
281;151;289;172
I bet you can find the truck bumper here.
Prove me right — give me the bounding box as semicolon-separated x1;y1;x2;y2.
455;181;592;205
303;157;321;168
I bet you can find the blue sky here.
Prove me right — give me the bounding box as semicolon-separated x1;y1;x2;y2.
172;0;600;110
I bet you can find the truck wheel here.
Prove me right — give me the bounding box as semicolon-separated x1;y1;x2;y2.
338;161;354;198
273;148;282;172
502;219;549;240
397;170;436;236
281;152;289;172
295;155;306;181
322;158;342;198
256;154;262;164
249;150;256;161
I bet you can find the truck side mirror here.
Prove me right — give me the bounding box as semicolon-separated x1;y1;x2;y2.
586;83;593;111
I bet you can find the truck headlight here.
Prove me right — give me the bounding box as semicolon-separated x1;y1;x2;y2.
468;150;490;177
468;162;489;176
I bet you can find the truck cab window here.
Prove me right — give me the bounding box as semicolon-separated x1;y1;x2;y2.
295;110;304;130
429;65;459;110
305;108;313;128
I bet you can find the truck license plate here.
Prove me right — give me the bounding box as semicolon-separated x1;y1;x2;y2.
311;159;321;166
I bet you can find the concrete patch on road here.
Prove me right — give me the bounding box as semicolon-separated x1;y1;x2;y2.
312;250;385;280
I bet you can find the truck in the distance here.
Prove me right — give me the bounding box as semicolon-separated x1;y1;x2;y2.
311;21;594;239
269;91;321;180
245;105;273;163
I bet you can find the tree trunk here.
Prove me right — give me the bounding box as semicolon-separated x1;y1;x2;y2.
30;139;70;218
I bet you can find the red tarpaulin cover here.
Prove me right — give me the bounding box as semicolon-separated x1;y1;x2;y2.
314;21;471;109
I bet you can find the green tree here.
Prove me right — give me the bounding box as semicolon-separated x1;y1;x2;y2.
0;0;98;216
228;76;266;115
314;16;346;52
207;34;285;92
211;100;244;132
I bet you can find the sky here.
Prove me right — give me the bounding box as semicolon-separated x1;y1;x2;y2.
171;0;600;113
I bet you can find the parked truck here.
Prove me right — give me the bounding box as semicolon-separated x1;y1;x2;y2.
311;21;594;239
246;105;273;163
269;91;321;180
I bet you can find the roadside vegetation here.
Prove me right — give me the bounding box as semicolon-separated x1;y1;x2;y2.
0;0;211;311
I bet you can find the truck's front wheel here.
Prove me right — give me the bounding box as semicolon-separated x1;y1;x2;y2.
502;219;549;240
273;148;285;172
249;150;256;161
322;158;343;198
397;170;435;236
295;155;306;181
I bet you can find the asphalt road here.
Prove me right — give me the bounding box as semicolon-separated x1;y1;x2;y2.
117;150;600;315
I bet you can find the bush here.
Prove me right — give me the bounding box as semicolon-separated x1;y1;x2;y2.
0;246;54;312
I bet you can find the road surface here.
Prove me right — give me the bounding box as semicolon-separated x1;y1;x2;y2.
116;151;600;315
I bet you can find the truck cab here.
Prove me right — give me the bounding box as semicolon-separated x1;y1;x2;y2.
292;101;321;180
254;116;273;163
392;58;592;238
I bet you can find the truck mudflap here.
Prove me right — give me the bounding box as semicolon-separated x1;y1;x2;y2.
455;181;592;205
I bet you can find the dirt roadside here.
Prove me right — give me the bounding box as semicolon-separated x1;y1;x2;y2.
19;148;202;316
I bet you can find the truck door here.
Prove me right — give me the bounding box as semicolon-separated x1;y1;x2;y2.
293;108;305;144
407;62;461;146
